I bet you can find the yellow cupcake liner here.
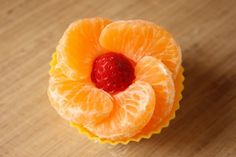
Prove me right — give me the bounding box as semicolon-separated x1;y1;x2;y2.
49;52;184;145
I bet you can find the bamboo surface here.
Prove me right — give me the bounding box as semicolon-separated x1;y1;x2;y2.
0;0;236;156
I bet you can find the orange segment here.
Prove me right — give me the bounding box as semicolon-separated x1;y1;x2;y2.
85;81;155;140
48;53;113;125
56;17;112;80
135;56;175;132
99;20;181;77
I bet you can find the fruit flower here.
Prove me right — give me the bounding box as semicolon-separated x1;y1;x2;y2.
48;17;184;145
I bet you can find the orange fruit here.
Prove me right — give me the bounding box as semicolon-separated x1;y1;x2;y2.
99;20;181;77
56;17;112;80
85;81;155;140
48;17;183;143
135;56;175;133
48;53;113;125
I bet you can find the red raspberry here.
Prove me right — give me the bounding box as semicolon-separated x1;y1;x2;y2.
91;52;135;94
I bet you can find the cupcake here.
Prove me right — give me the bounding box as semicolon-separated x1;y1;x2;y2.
48;17;184;145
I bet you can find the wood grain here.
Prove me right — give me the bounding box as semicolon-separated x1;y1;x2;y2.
1;0;236;156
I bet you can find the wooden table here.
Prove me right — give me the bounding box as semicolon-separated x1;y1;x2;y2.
1;0;236;156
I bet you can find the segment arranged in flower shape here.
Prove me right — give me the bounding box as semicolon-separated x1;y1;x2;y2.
48;53;113;125
99;20;181;77
135;56;175;133
48;17;182;141
56;17;112;80
86;81;156;140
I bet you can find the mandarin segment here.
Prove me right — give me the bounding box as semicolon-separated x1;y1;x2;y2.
56;17;112;80
99;20;181;77
85;81;155;140
135;56;175;132
133;66;183;140
48;53;113;125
